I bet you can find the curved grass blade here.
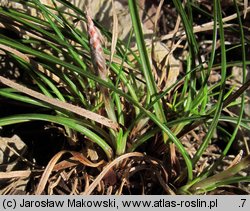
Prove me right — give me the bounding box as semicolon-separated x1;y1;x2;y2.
190;0;249;185
128;0;167;142
0;113;113;159
0;75;119;130
192;0;227;165
189;155;250;194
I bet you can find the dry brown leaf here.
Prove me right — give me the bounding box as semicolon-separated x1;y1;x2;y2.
48;174;62;195
0;44;61;84
161;7;250;41
154;0;164;33
0;75;119;130
152;41;180;89
244;0;248;18
0;135;27;171
0;170;31;179
35;150;104;195
36;151;66;195
227;150;243;169
53;160;78;172
82;152;144;195
103;168;117;186
83;173;90;193
69;151;104;167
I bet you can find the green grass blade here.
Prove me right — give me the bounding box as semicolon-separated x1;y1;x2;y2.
189;155;250;194
192;0;227;165
128;0;167;141
0;113;113;159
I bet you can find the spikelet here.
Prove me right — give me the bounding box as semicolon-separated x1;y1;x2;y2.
86;8;117;124
86;9;108;82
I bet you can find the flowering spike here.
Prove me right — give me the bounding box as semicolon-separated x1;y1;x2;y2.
86;9;108;82
86;8;117;124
